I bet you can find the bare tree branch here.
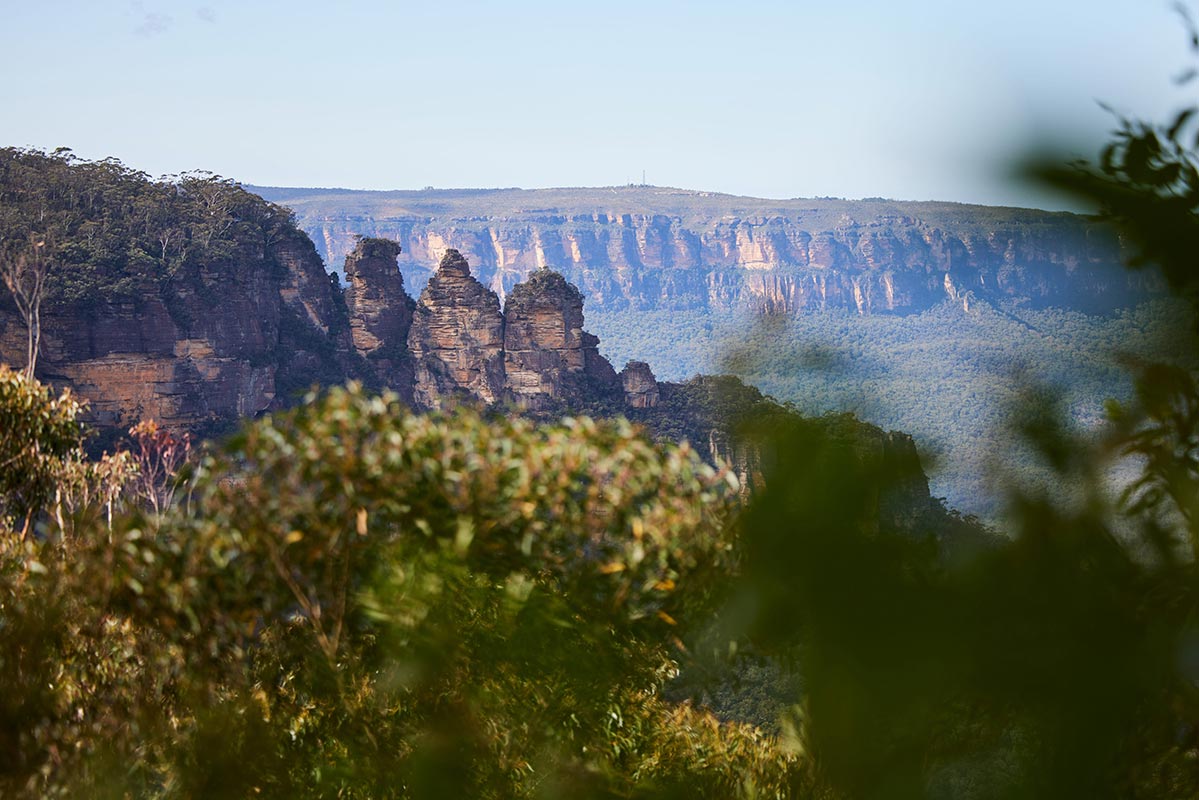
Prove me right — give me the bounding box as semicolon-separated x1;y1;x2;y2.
1;233;53;378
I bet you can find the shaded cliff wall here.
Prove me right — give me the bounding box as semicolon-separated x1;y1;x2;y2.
0;230;355;430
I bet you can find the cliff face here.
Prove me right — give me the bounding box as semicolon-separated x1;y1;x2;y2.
253;186;1143;316
0;230;353;430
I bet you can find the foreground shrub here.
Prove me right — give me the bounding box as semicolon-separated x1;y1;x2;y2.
0;383;815;798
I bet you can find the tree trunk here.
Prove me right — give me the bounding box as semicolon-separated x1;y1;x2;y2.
25;300;40;379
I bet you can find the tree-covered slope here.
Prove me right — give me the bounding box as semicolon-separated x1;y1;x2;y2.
586;298;1194;517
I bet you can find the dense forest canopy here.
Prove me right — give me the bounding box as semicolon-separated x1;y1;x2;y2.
0;147;300;311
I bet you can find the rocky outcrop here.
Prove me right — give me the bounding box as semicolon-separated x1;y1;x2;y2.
344;238;412;356
409;249;507;409
502;268;618;409
343;237;415;399
408;252;622;410
620;361;659;409
0;230;353;430
255;186;1143;316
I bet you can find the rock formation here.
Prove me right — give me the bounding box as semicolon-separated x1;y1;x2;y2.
344;238;413;357
0;231;647;428
408;249;507;409
503;268;594;409
0;227;354;431
343;237;415;399
620;361;659;409
407;252;622;410
256;186;1143;316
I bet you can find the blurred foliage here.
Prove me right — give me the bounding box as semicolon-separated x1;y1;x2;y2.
0;365;89;537
724;405;1199;799
0;381;824;798
702;12;1199;800
589;297;1197;521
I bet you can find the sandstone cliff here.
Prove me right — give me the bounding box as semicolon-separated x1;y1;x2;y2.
0;227;355;431
408;249;507;409
343;237;415;400
502;268;620;409
252;186;1142;316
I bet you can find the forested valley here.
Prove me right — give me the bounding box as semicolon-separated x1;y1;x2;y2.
590;297;1195;518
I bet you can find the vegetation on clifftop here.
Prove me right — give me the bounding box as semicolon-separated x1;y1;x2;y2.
0;147;302;316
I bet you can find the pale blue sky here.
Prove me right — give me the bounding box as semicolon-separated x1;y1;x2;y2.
1;0;1190;207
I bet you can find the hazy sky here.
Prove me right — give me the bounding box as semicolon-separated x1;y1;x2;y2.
1;0;1191;207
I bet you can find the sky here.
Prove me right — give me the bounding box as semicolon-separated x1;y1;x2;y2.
1;0;1192;208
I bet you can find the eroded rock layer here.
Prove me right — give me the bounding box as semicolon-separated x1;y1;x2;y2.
408;249;507;408
503;269;620;409
256;186;1144;315
343;237;415;399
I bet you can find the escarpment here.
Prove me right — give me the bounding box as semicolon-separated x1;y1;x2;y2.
0;226;357;431
255;186;1145;316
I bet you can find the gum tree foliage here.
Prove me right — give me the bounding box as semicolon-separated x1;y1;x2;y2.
0;366;88;538
0;148;299;322
0;233;53;377
0;382;821;798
